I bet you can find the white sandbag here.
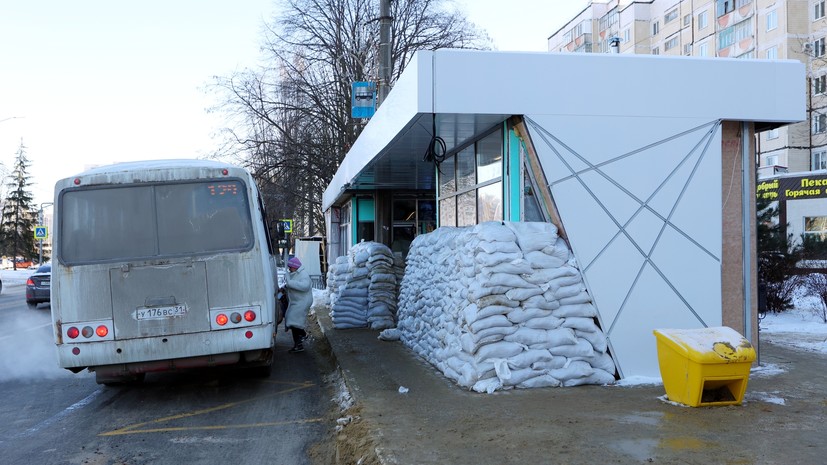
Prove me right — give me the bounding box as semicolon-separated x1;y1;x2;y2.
548;338;595;358
524;314;564;330
531;357;568;371
472;377;503;394
504;327;552;346
462;304;512;325
485;272;535;289
524;250;566;269
475;294;521;308
469;314;512;334
549;360;593;381
505;286;544;302
502;367;545;386
562;368;616;387
493;358;511;381
475;341;523;362
552;302;598;318
507;349;554;369
472;222;517;243
479;259;534;276
527;327;578;349
522;266;578;285
521;294;560;310
475;251;523;268
549;283;585;300
506;307;553;324
541;237;571;261
517;374;562;388
561;317;600;332
475;240;521;255
573;351;616;374
468;283;513;301
559;290;593;305
575;329;609;353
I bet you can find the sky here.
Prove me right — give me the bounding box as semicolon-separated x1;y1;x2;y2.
0;0;589;207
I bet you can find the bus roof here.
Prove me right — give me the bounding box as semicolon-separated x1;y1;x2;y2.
54;159;252;194
75;159;239;177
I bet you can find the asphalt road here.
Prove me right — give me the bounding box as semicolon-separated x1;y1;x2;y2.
0;283;333;465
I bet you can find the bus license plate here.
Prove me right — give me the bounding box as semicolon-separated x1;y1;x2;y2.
136;305;187;320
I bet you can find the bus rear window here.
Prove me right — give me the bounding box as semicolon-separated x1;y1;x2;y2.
60;180;254;264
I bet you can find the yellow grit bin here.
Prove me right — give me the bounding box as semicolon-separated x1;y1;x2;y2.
653;326;756;407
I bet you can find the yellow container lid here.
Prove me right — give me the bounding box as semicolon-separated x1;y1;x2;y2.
653;326;756;364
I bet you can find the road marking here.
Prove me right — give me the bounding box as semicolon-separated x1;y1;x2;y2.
100;380;319;436
14;388;105;438
100;418;325;436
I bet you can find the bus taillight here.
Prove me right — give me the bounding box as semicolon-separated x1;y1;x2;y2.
81;326;94;338
244;310;256;322
67;327;80;339
230;312;242;324
96;326;109;337
216;314;229;326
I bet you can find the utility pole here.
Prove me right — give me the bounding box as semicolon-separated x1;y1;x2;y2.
378;0;392;106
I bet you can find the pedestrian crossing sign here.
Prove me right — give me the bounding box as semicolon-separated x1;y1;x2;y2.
34;226;48;240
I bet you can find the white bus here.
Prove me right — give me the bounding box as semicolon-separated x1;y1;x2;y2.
51;160;279;384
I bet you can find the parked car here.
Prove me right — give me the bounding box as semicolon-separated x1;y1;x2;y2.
26;263;50;308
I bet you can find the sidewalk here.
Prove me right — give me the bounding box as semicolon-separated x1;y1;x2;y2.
316;310;827;465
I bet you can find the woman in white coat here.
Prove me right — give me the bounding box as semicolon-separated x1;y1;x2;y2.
283;256;312;353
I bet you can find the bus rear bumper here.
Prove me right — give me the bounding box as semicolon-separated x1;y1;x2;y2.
57;326;274;372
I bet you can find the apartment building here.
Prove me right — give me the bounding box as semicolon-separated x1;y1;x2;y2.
548;0;824;179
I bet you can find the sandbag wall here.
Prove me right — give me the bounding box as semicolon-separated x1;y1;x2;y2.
396;222;616;393
326;241;400;330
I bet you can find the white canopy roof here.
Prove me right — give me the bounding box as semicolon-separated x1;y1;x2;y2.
323;49;804;210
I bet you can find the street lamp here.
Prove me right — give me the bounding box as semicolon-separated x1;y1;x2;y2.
38;202;53;265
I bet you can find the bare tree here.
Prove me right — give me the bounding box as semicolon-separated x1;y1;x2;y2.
212;0;489;238
799;272;827;323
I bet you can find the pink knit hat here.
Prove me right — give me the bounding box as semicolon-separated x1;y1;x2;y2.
287;257;302;269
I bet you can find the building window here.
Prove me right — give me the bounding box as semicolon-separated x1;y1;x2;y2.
816;1;825;20
684;43;693;55
700;42;710;56
684;14;692;27
665;36;679;51
437;129;503;227
814;113;827;134
812;150;827;170
735;0;752;7
652;47;660;55
815;75;827;94
717;0;734;17
815;37;826;57
766;128;779;140
652;21;660;35
719;26;734;49
735;17;753;41
804;216;827;240
665;8;678;24
767;9;778;31
766;46;778;60
699;11;708;29
766;154;779;166
624;28;631;43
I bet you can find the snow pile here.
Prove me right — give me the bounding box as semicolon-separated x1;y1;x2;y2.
326;241;398;330
396;222;616;393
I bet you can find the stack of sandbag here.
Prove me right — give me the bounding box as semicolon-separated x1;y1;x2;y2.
365;242;398;330
326;256;350;308
396;221;616;393
327;241;399;330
